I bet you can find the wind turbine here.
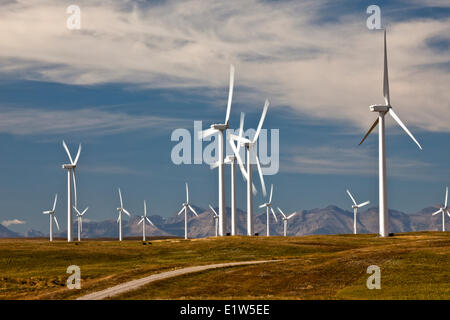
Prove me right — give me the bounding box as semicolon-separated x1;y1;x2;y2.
259;184;278;236
43;194;59;241
61;140;81;242
358;30;422;237
431;187;449;232
346;189;370;235
177;183;198;239
138;200;155;241
230;101;269;236
73;206;88;241
277;208;296;237
198;64;235;237
208;205;219;236
116;188;131;241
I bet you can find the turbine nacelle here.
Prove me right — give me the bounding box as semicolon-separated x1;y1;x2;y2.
369;105;390;112
211;123;229;131
62;164;76;169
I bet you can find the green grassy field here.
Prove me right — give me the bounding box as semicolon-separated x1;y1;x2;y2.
1;232;449;300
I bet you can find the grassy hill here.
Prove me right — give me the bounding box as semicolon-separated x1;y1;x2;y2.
0;232;449;300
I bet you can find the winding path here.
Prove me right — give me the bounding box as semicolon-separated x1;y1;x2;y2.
76;260;279;300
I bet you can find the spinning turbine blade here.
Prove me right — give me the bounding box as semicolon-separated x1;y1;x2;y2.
230;138;248;180
277;207;287;219
186;183;189;203
359;118;379;145
73;144;82;165
388;108;422;150
54;216;60;230
52;194;58;212
287;212;297;220
253;99;269;143
445;187;448;208
225;64;235;125
346;189;357;206
62;141;74;164
383;29;390;106
269;184;273;204
357;201;370;208
255;155;266;197
270;207;278;222
72;169;77;207
188;205;198;216
146;217;154;226
209;205;219;217
123;209;131;217
118;188;123;208
432;209;442;216
198;128;217;140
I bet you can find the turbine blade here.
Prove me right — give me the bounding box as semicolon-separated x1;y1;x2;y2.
253;99;269;143
229;134;251;144
357;201;370;208
138;218;144;225
117;214;121;223
118;188;123;208
123;209;131;217
209;205;218;217
72;169;77;207
54;216;60;230
73;206;81;216
81;207;89;215
269;184;273;204
73;144;81;165
62;141;74;164
432;209;442;216
146;217;155;226
383;29;390;106
388;108;422;150
255;154;266;197
225;64;234;125
277;207;286;219
259;204;266;209
287;212;297;220
188;205;198;216
198;128;217;140
238;112;245;141
359;118;379;146
144;200;147;216
445;187;448;208
185;183;189;204
177;207;184;215
346;189;357;206
447;210;450;218
230;138;249;181
270;207;278;222
52;194;58;212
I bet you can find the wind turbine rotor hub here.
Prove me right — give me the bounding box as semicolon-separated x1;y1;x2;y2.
211;123;229;131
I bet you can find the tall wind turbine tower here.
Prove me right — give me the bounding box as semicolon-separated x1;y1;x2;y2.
230;102;269;236
259;184;277;236
61;141;81;242
359;30;422;237
177;183;198;239
199;65;235;236
431;187;449;232
42;194;59;241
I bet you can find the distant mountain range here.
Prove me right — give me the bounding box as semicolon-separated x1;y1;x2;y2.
1;205;446;239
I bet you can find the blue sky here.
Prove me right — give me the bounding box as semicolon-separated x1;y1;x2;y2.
0;0;448;233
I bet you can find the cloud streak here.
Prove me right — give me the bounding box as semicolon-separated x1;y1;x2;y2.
1;219;26;227
0;0;448;132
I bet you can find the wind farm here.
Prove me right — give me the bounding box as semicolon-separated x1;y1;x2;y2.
0;0;448;305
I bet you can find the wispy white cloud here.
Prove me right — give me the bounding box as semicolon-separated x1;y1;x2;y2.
0;0;448;132
0;107;188;136
1;219;26;227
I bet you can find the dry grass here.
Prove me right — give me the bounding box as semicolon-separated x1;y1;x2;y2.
1;232;449;300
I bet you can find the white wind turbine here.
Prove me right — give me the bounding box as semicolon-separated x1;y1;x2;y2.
346;189;370;235
73;206;88;242
230;101;269;236
259;184;278;236
358;30;422;237
177;183;198;239
208;205;219;236
138;200;155;241
277;208;296;237
431;187;449;232
198;64;235;237
116;188;131;241
42;194;59;241
61;141;81;242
